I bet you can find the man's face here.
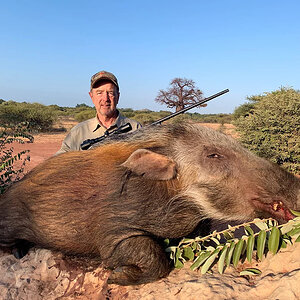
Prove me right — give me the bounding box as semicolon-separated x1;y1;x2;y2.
89;81;119;118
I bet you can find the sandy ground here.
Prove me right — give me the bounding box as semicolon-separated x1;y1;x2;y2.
1;236;300;299
10;117;77;171
12;133;66;170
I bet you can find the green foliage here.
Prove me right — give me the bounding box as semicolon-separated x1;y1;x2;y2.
131;113;157;125
165;216;300;275
0;101;58;132
232;102;255;120
0;124;33;194
75;103;90;108
234;88;300;174
74;108;96;122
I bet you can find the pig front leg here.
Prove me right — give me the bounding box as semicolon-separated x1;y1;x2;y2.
105;235;171;285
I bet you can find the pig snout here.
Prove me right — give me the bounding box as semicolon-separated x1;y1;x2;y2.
251;198;295;222
248;168;300;223
170;126;300;224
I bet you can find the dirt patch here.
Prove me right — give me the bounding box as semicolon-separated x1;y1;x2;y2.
1;242;300;299
11;133;66;171
10;118;78;172
199;123;238;138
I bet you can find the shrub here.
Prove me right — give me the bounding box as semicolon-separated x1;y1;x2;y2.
0;101;58;132
0;124;33;194
132;113;157;125
119;110;135;118
232;102;255;120
74;108;96;122
234;88;300;174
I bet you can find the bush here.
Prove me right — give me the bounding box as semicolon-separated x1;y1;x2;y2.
232;102;255;120
74;108;96;122
234;87;300;174
0;101;58;132
119;110;135;118
0;124;33;194
132;113;157;125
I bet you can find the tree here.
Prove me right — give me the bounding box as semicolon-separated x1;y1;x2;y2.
232;94;264;120
155;78;204;112
76;103;91;108
232;102;255;120
234;87;300;174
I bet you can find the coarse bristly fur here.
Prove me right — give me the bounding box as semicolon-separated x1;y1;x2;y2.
0;123;299;285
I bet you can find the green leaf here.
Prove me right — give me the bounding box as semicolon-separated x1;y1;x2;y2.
182;246;194;261
268;227;281;255
206;246;216;252
240;268;262;276
245;226;254;236
174;248;184;269
218;245;228;274
286;227;300;237
281;239;287;248
296;235;300;243
174;259;184;269
163;239;170;247
267;219;278;228
232;239;244;268
290;209;300;217
165;246;177;253
223;231;234;240
201;248;220;274
281;235;293;248
190;251;211;271
226;241;235;267
280;221;297;234
246;235;255;262
191;242;198;250
254;219;268;231
210;237;221;245
257;230;267;261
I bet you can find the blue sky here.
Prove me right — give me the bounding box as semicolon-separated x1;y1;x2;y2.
0;0;299;113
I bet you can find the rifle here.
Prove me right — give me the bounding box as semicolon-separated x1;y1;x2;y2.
80;89;229;150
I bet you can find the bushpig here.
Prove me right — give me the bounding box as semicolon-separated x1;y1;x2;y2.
0;123;299;285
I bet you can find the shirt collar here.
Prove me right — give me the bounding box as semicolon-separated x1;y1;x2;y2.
92;110;123;132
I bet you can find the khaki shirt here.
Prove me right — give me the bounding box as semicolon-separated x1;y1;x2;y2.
56;112;141;154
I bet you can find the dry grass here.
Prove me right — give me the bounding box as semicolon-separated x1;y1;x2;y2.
198;123;238;138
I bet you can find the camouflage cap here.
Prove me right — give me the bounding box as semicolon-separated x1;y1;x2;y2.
90;71;119;90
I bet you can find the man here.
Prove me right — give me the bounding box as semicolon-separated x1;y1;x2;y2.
56;71;141;154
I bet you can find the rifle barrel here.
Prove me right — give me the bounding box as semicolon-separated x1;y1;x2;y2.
150;88;229;126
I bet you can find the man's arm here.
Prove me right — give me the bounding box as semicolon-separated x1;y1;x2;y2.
55;132;73;155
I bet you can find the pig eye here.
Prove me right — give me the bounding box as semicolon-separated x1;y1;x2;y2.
207;153;224;159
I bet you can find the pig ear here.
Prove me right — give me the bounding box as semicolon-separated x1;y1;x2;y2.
122;149;177;180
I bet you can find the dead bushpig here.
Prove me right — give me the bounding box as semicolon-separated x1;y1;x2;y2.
0;123;299;285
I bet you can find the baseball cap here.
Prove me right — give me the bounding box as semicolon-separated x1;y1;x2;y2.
90;71;119;90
